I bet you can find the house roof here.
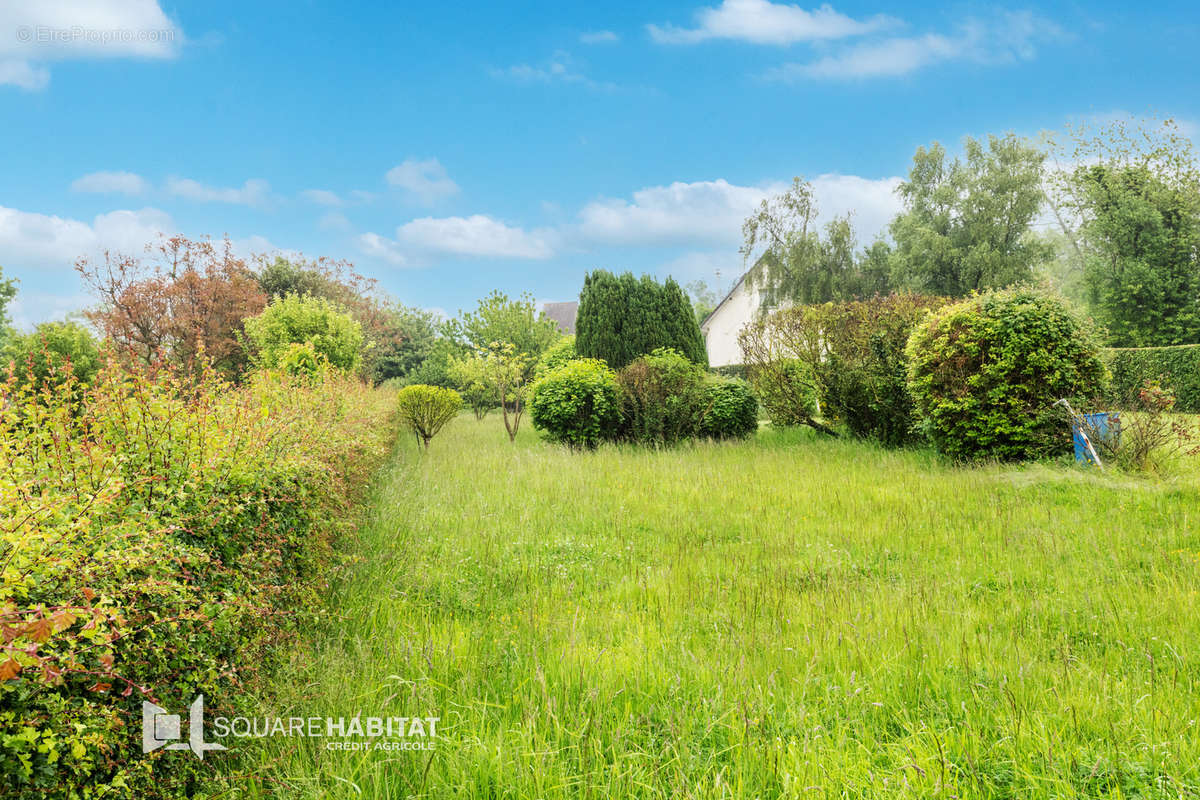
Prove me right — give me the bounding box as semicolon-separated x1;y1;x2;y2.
541;301;578;334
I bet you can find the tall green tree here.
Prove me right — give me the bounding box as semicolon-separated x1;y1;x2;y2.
575;270;707;369
889;134;1052;296
740;178;892;310
449;290;560;375
1049;117;1200;346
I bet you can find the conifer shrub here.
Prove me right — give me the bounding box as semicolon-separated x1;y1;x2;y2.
576;271;706;369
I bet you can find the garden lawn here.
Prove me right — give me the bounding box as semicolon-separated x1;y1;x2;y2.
231;418;1200;799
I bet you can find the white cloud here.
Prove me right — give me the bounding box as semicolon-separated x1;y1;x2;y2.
6;291;93;330
580;30;619;44
70;170;148;195
0;60;49;90
648;0;894;45
577;179;782;246
397;215;554;259
166;176;271;207
575;175;900;249
357;232;409;267
385;158;460;205
300;188;342;206
809;173;902;241
490;51;617;91
0;204;174;269
318;211;352;232
768;11;1062;80
0;0;181;90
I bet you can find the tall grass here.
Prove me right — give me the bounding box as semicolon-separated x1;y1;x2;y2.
231;419;1200;799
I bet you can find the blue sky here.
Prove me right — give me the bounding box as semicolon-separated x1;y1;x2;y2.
1;0;1198;327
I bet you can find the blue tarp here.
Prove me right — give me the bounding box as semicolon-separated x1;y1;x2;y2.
1071;412;1120;465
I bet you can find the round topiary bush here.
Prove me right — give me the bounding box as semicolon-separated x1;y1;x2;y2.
905;288;1107;461
528;358;621;449
396;384;462;450
747;358;819;428
698;378;759;440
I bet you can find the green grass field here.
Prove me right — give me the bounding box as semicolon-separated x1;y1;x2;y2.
232;417;1200;799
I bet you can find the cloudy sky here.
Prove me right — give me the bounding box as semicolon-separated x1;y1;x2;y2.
1;0;1197;326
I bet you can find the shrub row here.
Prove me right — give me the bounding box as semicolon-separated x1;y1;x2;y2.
741;290;1110;461
0;359;396;798
528;348;756;448
1104;344;1200;412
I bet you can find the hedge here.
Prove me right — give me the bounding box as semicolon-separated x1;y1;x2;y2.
1104;344;1200;412
0;359;396;798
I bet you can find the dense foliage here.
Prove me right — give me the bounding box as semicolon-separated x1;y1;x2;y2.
889;135;1052;297
76;236;267;378
1048;117;1200;348
535;334;578;377
528;359;621;449
449;290;561;373
396;385;462;449
243;294;365;372
1104;344;1200;412
1;320;102;389
741;294;946;444
1074;165;1200;346
742;357;819;429
0;360;395;798
0;266;15;334
906;288;1107;460
253;255;420;385
576;271;706;369
615;348;709;445
697;379;759;440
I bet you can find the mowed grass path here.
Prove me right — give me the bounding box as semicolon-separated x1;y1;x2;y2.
236;418;1200;799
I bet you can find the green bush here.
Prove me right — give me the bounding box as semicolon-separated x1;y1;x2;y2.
747;359;819;428
906;287;1107;461
698;378;759;440
535;335;578;377
576;271;707;369
1;320;102;389
1104;344;1200;412
397;385;462;449
740;294;946;444
243;294;365;372
528;359;621;448
616;348;708;445
0;361;395;798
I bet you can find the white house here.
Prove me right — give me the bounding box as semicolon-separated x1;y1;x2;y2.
700;271;762;367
